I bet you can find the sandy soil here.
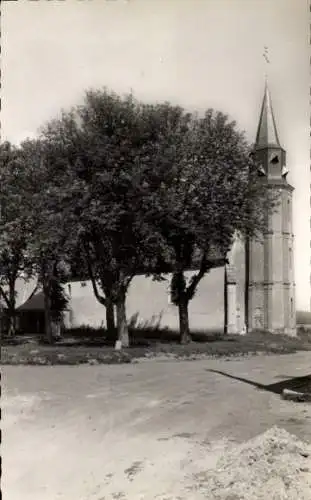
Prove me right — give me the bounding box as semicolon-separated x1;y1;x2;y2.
2;352;311;499
192;426;311;499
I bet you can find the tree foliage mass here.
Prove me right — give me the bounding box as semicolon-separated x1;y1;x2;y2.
0;88;273;345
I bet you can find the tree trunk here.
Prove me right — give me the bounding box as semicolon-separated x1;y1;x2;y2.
0;301;3;338
43;285;53;344
51;319;61;339
106;297;116;332
115;294;129;349
7;283;17;336
7;308;17;337
178;297;191;344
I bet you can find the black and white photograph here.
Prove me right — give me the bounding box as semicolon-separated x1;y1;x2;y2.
1;0;310;498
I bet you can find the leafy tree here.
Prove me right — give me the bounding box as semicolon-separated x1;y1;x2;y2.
18;137;76;343
50;279;69;337
38;105;119;338
51;280;69;321
0;141;37;336
33;89;274;348
60;90;169;348
38;95;193;347
140;109;275;343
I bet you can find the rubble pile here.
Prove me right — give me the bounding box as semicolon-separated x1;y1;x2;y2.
196;427;311;499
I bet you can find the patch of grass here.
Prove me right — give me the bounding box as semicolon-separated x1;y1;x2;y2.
63;325;106;337
58;321;225;347
1;328;311;366
297;326;311;342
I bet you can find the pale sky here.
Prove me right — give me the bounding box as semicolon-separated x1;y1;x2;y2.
2;0;310;310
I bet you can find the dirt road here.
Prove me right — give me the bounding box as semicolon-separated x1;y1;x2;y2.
2;352;311;499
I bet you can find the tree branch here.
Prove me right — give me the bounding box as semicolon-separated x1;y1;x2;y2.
122;270;135;291
23;281;40;305
83;243;106;306
185;252;209;301
0;285;11;308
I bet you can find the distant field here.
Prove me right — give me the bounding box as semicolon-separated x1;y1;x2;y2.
297;311;311;326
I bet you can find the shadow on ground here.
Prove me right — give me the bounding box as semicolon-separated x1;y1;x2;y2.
207;369;311;395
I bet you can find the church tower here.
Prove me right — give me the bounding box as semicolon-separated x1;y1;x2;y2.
247;83;296;335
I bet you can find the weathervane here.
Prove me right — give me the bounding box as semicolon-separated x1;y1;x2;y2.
263;46;270;82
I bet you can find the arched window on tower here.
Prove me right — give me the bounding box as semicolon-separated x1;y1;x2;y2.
269;153;279;165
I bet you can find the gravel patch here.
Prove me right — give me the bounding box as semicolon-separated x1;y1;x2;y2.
190;427;311;499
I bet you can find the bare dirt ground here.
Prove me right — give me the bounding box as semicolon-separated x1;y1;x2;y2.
2;352;311;500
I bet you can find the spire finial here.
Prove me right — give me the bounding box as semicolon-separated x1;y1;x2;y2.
263;46;270;83
255;69;281;149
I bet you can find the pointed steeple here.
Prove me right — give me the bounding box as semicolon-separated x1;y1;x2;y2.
255;83;281;149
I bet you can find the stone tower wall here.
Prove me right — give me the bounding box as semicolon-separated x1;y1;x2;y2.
248;186;296;335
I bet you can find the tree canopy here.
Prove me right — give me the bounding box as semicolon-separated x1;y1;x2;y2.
0;88;274;345
0;142;36;335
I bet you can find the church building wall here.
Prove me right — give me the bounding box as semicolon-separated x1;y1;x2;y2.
64;268;225;333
